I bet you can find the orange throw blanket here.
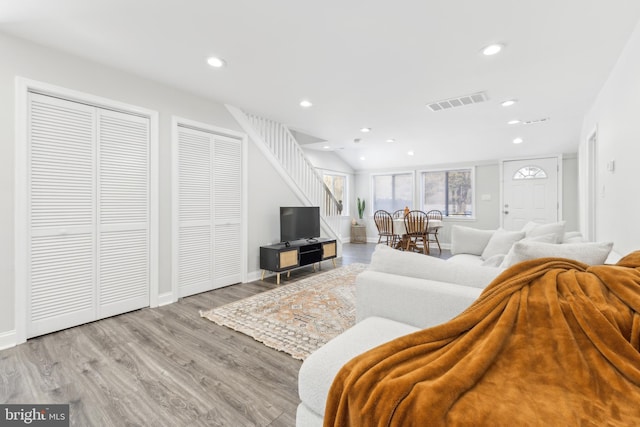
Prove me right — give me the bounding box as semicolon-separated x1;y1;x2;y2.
325;253;640;426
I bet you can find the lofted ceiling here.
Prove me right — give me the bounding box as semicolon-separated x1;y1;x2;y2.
2;0;640;171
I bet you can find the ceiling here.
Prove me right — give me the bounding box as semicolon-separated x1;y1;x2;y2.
2;1;640;171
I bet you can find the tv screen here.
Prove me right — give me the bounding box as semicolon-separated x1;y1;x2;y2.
280;206;320;242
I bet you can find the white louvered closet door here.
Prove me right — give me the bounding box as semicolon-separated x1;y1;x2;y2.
212;136;242;287
177;127;213;297
97;109;150;318
28;93;96;337
176;127;243;297
27;93;151;338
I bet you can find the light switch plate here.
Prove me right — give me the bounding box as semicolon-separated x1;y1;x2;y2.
607;160;615;172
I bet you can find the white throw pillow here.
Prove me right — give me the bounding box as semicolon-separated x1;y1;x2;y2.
562;231;585;243
501;241;613;268
524;221;566;243
369;244;500;288
493;233;557;267
520;221;539;234
523;233;558;244
481;228;525;260
481;254;506;267
450;226;495;256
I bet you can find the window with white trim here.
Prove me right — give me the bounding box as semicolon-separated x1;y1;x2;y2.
513;166;547;180
372;173;413;213
323;172;347;215
421;168;474;217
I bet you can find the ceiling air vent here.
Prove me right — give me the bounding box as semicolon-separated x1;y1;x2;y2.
522;117;550;125
427;92;488;112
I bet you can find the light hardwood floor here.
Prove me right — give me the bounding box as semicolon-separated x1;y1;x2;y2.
0;243;447;426
0;244;376;426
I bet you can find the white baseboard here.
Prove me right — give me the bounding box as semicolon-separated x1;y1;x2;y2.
0;330;17;351
246;270;263;282
157;292;176;307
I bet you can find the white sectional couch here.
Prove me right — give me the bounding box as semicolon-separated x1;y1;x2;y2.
355;244;501;328
447;222;617;266
296;245;503;426
296;223;616;426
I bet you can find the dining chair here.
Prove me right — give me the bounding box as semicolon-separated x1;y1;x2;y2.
426;210;443;255
373;210;400;247
391;209;408;250
392;209;405;219
403;210;429;254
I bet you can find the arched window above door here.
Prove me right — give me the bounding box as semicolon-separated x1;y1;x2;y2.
513;166;547;180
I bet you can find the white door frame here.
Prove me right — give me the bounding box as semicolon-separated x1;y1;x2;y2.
585;128;598;241
170;116;248;304
499;154;563;229
14;77;159;345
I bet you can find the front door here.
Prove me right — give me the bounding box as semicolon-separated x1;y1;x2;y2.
502;157;559;231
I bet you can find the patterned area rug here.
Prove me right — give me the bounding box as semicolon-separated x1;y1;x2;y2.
200;263;367;360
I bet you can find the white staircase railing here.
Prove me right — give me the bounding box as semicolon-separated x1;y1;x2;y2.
226;105;342;242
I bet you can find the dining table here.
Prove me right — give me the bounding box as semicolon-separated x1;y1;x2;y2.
392;218;443;250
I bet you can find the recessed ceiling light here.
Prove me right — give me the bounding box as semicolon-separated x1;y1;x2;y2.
513;137;524;144
360;127;371;133
508;120;521;125
482;44;504;56
360;156;366;160
300;100;313;108
386;139;396;143
407;151;414;156
206;56;226;68
501;99;517;107
323;145;330;149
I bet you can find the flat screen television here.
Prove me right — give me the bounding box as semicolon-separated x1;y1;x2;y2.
280;206;320;243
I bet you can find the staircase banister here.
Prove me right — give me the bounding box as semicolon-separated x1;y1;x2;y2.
322;181;341;205
281;125;329;186
226;105;314;208
228;105;342;243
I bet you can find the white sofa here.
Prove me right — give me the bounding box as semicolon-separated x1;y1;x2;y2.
446;223;619;266
296;245;503;426
355;244;501;328
296;226;616;426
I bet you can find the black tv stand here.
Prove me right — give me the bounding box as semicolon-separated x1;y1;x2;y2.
260;238;337;285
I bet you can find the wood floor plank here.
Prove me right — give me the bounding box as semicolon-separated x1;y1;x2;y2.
0;244;391;426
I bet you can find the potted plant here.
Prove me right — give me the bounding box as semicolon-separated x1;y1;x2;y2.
357;197;366;223
350;197;367;243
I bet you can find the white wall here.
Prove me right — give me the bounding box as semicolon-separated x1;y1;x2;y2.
302;148;354;174
0;32;300;338
580;20;640;255
562;155;579;232
247;147;300;273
